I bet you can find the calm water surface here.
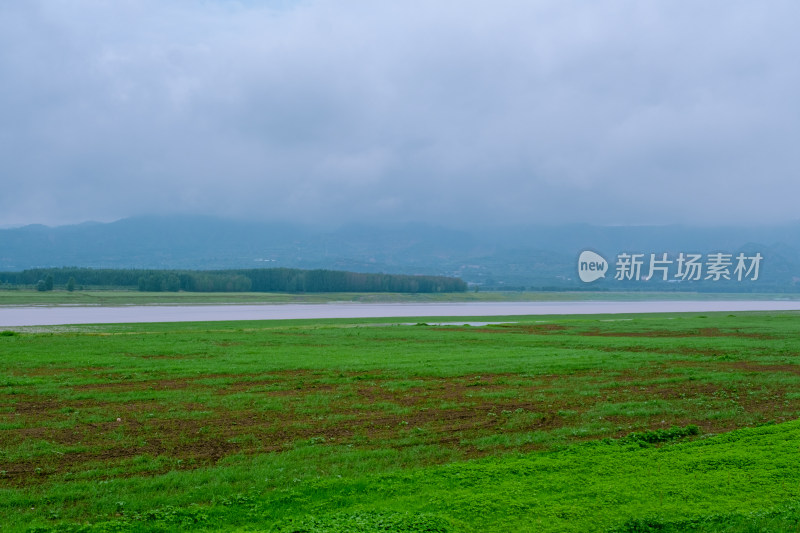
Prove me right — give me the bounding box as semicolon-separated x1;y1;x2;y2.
2;300;800;327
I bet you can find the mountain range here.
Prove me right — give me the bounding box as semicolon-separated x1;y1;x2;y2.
1;216;799;292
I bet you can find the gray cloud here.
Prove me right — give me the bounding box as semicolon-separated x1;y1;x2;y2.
1;0;799;227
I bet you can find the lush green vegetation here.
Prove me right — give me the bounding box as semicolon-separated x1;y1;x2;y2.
2;312;800;531
0;267;467;293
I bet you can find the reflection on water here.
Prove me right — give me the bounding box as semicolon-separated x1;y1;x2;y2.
2;300;800;327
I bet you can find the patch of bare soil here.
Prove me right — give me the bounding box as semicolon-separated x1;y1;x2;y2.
4;365;799;486
596;345;731;358
723;361;800;375
580;327;774;339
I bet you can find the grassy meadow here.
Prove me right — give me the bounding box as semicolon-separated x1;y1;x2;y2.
2;311;800;531
2;289;799;307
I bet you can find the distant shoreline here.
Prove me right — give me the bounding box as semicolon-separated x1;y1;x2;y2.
2;289;800;308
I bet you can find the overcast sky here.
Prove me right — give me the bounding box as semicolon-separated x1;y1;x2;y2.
2;1;799;228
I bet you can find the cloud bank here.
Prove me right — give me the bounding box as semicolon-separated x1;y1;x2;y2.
1;1;799;227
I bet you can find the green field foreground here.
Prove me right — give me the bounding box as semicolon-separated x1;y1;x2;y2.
2;312;800;531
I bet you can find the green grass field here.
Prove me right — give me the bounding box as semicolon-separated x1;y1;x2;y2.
2;289;799;307
2;312;800;531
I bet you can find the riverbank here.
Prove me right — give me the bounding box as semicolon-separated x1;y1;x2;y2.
2;289;799;307
4;312;800;531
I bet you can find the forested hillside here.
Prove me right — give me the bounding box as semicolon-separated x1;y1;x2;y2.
0;267;467;293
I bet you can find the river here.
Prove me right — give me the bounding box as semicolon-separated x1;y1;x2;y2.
2;300;800;327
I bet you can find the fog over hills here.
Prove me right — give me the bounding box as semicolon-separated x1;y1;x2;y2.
1;216;798;292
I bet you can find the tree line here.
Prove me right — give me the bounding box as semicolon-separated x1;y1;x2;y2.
0;267;467;293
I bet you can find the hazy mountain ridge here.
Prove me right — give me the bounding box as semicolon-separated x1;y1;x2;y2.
1;216;798;291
